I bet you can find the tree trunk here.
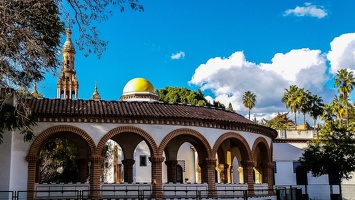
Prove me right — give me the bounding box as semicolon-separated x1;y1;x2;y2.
294;112;297;130
303;113;306;131
248;109;251;120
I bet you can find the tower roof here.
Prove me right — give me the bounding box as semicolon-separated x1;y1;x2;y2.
62;27;75;53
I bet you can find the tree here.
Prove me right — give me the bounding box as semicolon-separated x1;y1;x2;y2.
330;95;346;123
298;89;311;127
0;0;143;142
227;102;234;111
321;104;336;124
300;123;355;199
1;0;143;88
39;138;79;183
156;87;225;108
282;85;300;129
265;112;291;130
0;89;37;143
334;68;355;126
309;94;324;130
1;0;63;88
242;91;257;120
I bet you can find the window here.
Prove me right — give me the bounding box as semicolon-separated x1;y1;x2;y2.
140;155;147;166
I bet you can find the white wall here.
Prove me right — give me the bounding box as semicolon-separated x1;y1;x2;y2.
0;132;12;191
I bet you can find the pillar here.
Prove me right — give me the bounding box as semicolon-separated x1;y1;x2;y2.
241;160;255;196
122;159;135;183
26;155;39;200
149;156;165;198
165;160;178;183
200;158;217;198
90;155;103;200
262;162;274;195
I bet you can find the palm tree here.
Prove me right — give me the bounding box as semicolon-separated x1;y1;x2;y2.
282;85;300;129
321;104;335;123
330;95;346;123
334;68;355;126
309;94;324;130
242;91;257;120
298;89;311;127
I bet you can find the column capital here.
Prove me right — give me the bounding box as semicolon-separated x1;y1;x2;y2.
165;160;178;166
149;156;165;163
122;159;135;166
240;160;255;168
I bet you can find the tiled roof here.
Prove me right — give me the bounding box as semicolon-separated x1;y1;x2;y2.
24;98;277;138
25;98;250;123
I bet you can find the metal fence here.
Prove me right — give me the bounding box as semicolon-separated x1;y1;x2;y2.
0;188;275;200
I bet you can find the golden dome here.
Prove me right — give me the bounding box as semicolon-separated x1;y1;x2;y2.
123;78;155;94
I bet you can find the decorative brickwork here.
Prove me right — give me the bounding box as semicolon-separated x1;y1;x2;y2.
26;125;96;198
241;160;255;196
96;126;158;156
212;132;252;161
252;137;272;162
149;156;165;198
252;137;273;192
90;155;104;199
158;128;212;157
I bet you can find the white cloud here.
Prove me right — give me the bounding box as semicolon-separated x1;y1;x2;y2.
189;49;329;120
260;48;328;91
171;51;186;60
284;2;328;19
327;33;355;74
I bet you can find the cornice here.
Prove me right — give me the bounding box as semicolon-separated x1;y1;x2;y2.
36;116;277;139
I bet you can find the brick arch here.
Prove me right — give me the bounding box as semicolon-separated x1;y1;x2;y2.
27;125;96;157
212;132;252;161
96;126;158;156
252;137;271;163
26;125;96;194
158;128;212;158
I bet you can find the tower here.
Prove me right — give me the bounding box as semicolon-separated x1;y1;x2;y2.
57;26;79;99
92;83;101;101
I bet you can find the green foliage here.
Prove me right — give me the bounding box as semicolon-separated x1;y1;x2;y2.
227;102;234;111
300;123;355;183
333;68;355;126
265;113;290;130
309;94;324;128
0;0;64;88
156;87;225;108
282;85;300;127
242;91;257;120
39;138;79;183
0;89;37;143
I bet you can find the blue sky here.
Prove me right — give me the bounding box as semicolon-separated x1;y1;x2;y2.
39;0;355;122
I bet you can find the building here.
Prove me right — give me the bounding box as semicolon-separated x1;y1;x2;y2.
0;27;278;200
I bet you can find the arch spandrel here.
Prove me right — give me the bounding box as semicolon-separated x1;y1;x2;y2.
212;132;252;161
158;128;212;158
27;125;96;158
96;126;158;157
